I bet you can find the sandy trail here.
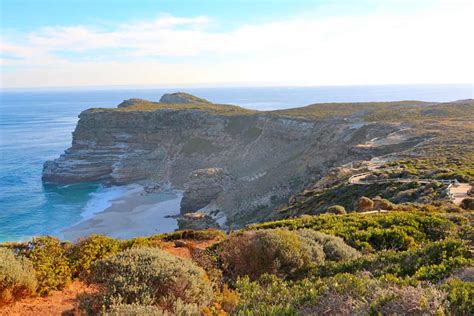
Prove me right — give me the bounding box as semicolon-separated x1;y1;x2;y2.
450;183;471;205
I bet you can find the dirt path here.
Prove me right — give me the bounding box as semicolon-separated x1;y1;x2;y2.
450;183;471;205
349;171;470;206
0;238;220;316
160;238;220;260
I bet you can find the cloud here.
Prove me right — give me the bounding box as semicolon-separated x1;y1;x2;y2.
1;3;473;88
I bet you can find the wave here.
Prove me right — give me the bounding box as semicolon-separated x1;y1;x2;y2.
78;184;137;222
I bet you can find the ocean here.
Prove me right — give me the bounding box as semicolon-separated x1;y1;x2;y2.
0;84;472;242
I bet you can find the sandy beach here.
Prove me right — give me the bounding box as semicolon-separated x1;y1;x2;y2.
61;184;182;241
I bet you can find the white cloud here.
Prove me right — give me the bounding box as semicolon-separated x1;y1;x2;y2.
1;3;473;88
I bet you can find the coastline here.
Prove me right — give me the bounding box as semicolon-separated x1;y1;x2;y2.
60;184;182;241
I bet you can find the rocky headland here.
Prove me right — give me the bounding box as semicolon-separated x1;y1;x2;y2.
43;94;473;229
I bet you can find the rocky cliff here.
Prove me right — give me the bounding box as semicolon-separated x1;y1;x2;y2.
43;94;433;227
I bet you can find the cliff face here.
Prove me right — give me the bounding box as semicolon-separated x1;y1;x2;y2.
43;95;425;226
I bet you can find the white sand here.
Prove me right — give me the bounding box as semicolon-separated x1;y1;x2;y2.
61;185;182;241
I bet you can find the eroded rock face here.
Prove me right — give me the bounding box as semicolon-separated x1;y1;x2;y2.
180;168;228;214
42;94;421;227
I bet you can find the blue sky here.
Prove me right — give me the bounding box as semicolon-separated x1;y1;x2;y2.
1;0;472;88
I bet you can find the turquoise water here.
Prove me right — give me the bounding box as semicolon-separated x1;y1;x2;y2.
0;84;472;241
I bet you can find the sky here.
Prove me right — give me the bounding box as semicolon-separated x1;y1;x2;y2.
0;0;473;89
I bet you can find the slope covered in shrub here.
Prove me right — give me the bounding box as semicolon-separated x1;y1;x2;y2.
250;211;463;252
0;210;471;315
218;229;326;280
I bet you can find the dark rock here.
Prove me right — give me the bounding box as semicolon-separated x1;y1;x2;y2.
144;183;161;193
180;168;228;214
177;212;220;230
174;240;188;248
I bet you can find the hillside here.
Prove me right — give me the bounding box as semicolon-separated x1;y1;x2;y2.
2;93;473;315
1;207;472;315
42;94;473;229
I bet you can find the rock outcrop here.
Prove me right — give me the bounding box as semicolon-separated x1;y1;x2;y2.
43;93;426;227
177;212;220;230
117;98;150;108
180;168;229;214
159;92;210;104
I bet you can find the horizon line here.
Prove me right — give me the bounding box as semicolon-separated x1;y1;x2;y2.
1;82;472;93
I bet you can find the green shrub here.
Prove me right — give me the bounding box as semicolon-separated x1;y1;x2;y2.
299;273;379;315
296;229;360;261
26;236;71;295
250;211;458;252
326;205;346;214
442;278;474;315
81;248;213;314
370;284;446;315
105;300;201;316
105;300;201;315
105;303;168;315
0;248;37;305
68;235;121;278
158;229;226;241
365;227;417;251
121;236;163;249
316;239;472;282
235;273;447;315
219;229;325;280
234;274;322;315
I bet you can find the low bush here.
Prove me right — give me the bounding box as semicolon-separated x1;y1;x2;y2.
81;248;213;314
236;273;447;315
296;229;360;261
219;229;325;280
442;278;474;315
26;236;71;295
326;205;346;214
158;229;226;241
0;248;37;305
235;274;322;315
250;211;459;252
105;303;167;315
68;234;121;278
121;236;164;249
105;300;200;316
373;196;395;210
371;284;446;315
354;196;374;212
316;239;472;282
460;197;474;210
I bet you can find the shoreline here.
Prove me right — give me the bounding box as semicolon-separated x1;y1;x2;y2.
60;184;182;241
